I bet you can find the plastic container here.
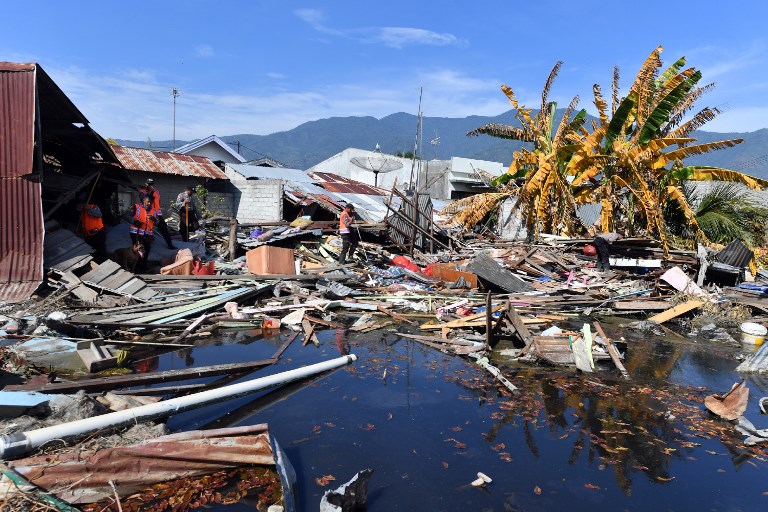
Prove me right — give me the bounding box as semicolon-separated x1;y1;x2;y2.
262;317;281;330
740;322;767;346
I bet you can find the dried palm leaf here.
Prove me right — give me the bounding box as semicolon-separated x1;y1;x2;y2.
667;107;721;139
553;96;580;146
612;65;620;115
593;85;609;125
652;139;744;169
541;61;563;114
467;123;535;142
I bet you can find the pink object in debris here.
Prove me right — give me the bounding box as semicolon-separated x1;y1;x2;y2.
224;302;245;319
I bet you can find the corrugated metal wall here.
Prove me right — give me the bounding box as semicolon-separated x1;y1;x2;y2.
0;64;44;302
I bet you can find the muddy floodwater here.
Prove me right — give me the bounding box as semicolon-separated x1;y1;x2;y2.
138;318;768;511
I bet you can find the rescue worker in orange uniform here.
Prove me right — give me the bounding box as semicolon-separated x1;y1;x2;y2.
77;201;107;260
139;178;175;249
129;195;156;271
338;203;359;264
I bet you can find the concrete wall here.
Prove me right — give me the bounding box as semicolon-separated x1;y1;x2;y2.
224;168;283;223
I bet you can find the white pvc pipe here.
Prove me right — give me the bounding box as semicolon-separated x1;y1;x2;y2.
0;354;357;460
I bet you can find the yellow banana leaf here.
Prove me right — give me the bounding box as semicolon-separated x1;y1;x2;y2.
652;139;743;168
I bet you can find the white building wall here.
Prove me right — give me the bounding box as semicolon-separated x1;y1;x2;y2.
184;143;243;164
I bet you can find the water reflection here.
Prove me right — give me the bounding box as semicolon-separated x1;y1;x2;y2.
450;335;766;497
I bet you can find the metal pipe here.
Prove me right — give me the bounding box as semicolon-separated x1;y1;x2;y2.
0;354;357;460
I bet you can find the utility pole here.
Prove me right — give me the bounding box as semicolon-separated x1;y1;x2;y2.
171;87;181;151
236;140;241;155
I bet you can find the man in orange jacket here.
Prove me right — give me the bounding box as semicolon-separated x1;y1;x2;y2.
77;202;107;260
129;195;155;271
139;178;175;249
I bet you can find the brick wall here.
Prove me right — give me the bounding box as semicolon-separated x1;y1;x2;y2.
227;177;283;223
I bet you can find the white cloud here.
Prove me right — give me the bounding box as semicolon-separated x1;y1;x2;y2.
295;8;465;49
266;72;285;80
367;27;467;49
294;8;340;35
194;45;214;58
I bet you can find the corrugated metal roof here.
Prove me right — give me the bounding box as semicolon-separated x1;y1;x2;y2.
175;135;247;163
0;63;35;178
309;172;385;195
0;177;43;302
716;239;754;268
228;163;313;182
113;146;227;180
0;64;43;302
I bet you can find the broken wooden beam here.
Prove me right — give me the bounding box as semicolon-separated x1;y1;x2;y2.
593;321;630;380
647;300;705;324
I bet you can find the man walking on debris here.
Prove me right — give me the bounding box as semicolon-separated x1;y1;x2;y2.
175;185;199;242
140;178;175;249
77;200;107;261
593;231;623;272
129;195;155;271
338;203;359;264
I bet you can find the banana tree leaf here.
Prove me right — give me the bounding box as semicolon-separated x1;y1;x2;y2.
638;70;701;145
570;108;588;131
656;56;687;87
604;93;637;150
680;166;768;190
652;139;743;169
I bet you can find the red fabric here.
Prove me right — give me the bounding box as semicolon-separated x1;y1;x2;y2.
392;255;421;272
583;244;597;256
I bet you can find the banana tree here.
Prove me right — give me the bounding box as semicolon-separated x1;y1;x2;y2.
464;62;589;237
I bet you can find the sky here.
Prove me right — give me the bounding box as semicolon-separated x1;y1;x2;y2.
4;1;768;142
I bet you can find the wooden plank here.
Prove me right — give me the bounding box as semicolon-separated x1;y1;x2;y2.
485;292;493;349
507;305;532;346
647;300;705;324
593;322;630;380
6;357;276;394
613;300;671;311
81;259;122;283
420;305;506;329
100;270;134;291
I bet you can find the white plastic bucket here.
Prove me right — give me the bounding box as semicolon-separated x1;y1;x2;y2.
740;322;767;346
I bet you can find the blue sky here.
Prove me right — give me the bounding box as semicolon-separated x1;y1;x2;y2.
4;1;768;141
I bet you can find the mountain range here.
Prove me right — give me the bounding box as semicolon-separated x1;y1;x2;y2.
117;110;768;179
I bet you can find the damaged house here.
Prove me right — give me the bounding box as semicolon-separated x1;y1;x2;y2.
0;62;130;302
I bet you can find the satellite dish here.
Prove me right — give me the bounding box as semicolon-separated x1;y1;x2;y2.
350;154;403;186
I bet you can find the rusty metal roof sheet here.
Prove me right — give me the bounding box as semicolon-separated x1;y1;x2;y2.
0;63;35;178
113;146;227;180
309;172;385;195
0;177;43;302
0;64;43;302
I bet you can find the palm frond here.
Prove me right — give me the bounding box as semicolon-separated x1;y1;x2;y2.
612;65;620;115
593;85;609;125
541;61;563;114
667;107;721;139
663;82;716;133
652;139;744;168
553;96;580;146
467;123;536;142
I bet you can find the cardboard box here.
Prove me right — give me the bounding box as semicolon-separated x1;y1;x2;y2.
246;246;296;275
